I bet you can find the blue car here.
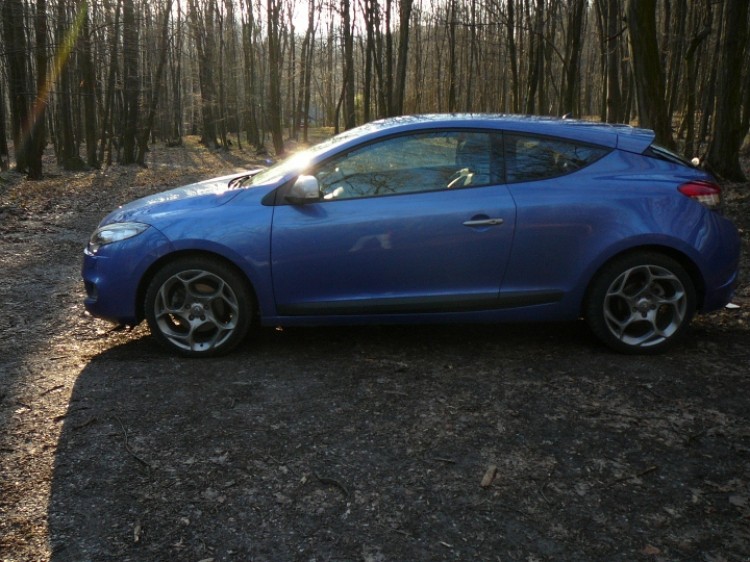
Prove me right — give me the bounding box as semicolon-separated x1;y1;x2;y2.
82;114;741;356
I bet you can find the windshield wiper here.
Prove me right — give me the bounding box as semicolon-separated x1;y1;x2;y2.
228;175;252;189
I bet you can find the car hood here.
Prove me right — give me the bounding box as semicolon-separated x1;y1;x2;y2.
99;171;261;226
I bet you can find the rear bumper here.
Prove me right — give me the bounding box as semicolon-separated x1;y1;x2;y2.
699;215;742;313
701;263;740;312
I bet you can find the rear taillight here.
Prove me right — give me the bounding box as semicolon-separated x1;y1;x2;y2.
678;180;722;209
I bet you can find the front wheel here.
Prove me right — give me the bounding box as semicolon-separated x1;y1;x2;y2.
585;253;696;354
144;257;253;357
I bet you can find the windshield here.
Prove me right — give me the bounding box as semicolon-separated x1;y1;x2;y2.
247;123;381;187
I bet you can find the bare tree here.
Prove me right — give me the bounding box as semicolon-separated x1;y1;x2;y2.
3;0;31;173
99;0;122;165
295;0;315;140
525;0;546;114
707;0;749;180
340;0;356;129
80;0;98;169
683;0;712;159
120;0;140;163
506;0;521;113
562;0;586;116
0;81;9;170
626;0;674;148
267;0;285;154
0;0;748;178
138;0;175;165
188;0;221;148
603;0;623;123
391;0;413;116
26;0;48;179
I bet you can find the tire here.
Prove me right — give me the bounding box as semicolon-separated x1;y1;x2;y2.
144;256;253;357
585;252;696;354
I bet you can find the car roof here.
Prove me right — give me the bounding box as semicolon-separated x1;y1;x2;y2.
352;113;655;154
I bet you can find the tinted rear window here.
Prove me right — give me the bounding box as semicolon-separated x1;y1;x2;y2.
505;134;610;183
645;144;695;168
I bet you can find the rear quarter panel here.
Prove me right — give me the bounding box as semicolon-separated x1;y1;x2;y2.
502;150;736;318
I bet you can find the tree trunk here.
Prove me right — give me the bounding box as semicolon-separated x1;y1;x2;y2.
120;0;140;164
524;0;545;114
665;0;686;118
225;0;242;148
447;0;457;113
267;0;285;155
707;0;749;180
562;0;586;115
240;0;260;147
55;2;82;169
216;4;229;148
605;0;623;123
99;0;122;165
137;0;174;165
506;0;520;113
683;1;712;159
391;0;413;116
301;1;315;140
373;1;387;117
26;0;48;179
169;0;184;145
0;81;9;171
3;0;31;172
188;0;220;148
626;0;675;148
362;0;376;122
341;0;356;128
384;0;393;115
80;0;98;169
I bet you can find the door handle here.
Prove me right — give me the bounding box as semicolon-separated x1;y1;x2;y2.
463;218;504;227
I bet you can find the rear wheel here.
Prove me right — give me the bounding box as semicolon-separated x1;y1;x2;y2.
585;252;696;354
144;256;253;357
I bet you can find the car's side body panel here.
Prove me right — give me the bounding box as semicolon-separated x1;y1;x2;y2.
269;183;517;316
501;150;740;317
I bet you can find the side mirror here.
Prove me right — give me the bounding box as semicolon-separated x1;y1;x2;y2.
285;175;320;204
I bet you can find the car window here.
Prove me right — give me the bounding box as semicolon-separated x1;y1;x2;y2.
314;131;504;201
504;134;609;183
645;143;696;168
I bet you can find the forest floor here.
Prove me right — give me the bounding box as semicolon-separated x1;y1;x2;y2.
0;137;749;562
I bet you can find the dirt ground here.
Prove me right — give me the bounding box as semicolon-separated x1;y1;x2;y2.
1;139;749;562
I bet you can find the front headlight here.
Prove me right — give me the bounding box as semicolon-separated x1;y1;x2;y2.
87;222;149;254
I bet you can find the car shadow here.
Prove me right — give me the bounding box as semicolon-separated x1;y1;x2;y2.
48;321;750;560
47;322;600;560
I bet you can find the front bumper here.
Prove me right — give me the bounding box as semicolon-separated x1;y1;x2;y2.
82;226;172;324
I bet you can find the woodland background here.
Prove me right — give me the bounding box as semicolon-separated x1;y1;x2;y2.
2;2;750;560
1;0;749;181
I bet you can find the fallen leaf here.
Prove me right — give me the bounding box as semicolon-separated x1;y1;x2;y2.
729;495;748;508
480;464;497;488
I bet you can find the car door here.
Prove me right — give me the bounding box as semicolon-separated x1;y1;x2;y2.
270;130;517;316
